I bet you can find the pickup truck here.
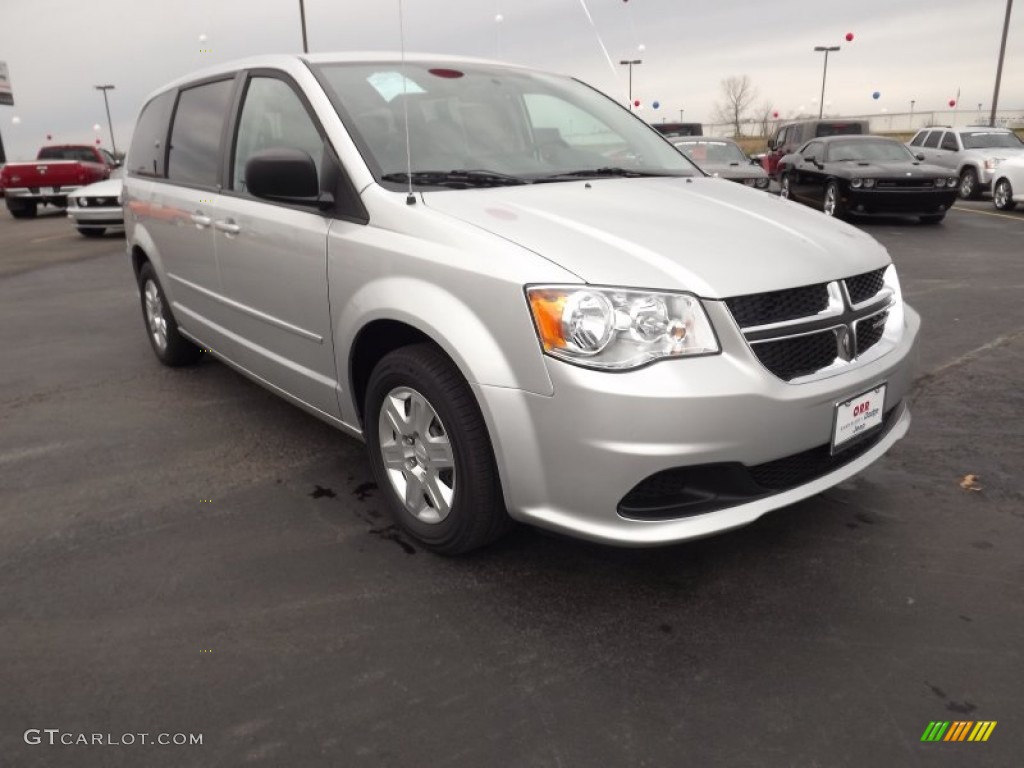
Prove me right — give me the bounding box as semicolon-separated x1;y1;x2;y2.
1;145;117;218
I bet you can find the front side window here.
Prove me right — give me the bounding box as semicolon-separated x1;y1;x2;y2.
314;62;697;184
232;76;325;193
167;79;234;187
909;132;927;147
803;141;823;162
922;131;942;149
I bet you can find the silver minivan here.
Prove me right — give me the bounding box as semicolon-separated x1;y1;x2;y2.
125;54;919;554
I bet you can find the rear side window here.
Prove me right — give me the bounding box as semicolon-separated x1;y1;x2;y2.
922;131;942;149
815;122;863;138
940;132;959;151
167;79;234;187
126;91;175;178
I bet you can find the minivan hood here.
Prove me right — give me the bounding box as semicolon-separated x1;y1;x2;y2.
421;177;889;298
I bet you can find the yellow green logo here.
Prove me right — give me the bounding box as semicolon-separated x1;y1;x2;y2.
921;721;996;742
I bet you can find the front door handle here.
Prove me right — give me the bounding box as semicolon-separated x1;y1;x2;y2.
215;219;241;235
190;212;212;228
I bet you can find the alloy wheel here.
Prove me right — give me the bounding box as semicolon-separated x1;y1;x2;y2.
824;184;837;216
377;387;456;524
144;280;168;352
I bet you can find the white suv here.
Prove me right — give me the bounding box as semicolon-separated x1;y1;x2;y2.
908;126;1024;199
124;54;919;554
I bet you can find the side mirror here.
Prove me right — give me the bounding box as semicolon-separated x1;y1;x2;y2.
915;153;925;161
244;147;333;210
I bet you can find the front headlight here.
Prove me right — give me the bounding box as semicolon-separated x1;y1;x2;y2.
851;179;863;188
863;179;876;188
934;178;946;188
742;178;756;186
527;286;719;370
78;196;89;207
984;158;1001;171
755;177;769;189
947;177;957;186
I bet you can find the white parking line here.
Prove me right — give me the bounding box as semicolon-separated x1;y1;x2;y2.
951;207;1024;222
29;234;74;244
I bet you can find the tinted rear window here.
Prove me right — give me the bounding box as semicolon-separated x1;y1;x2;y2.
815;123;864;138
126;91;175;178
167;79;234;187
38;147;98;162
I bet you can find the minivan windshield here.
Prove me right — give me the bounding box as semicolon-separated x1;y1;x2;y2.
673;140;748;165
314;61;698;186
960;131;1024;150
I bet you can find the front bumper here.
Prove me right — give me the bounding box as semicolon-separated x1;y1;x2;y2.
66;204;125;228
475;302;920;546
844;188;959;216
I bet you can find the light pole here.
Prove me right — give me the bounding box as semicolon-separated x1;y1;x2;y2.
910;100;915;131
989;0;1013;127
619;59;642;109
679;109;684;122
298;0;309;53
813;45;840;119
94;85;117;155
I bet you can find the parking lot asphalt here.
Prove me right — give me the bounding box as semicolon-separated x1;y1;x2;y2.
1;200;1022;767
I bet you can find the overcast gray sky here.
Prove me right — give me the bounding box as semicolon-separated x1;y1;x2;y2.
0;0;1020;160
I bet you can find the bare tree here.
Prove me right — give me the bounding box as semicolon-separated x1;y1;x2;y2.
755;100;775;139
712;76;758;137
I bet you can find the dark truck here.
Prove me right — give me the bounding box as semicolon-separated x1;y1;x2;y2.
0;144;117;218
762;119;869;179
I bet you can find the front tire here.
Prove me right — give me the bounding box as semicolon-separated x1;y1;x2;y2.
823;180;847;220
137;262;201;367
779;173;792;199
919;213;946;225
993;178;1017;211
959;168;980;200
365;343;512;555
78;227;106;237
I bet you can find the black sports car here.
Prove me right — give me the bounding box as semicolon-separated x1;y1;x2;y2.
777;136;959;223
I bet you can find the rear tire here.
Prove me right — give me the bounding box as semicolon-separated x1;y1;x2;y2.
137;262;201;367
993;178;1017;211
78;227;106;237
919;214;945;225
364;343;512;555
779;173;792;199
959;168;980;200
6;199;38;219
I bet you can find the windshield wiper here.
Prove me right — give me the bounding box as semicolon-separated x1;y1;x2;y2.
380;170;529;188
534;167;686;181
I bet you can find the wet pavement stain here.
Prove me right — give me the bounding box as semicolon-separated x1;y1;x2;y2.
658;623;673;634
947;700;977;714
854;512;877;525
926;682;947;699
369;524;416;555
972;541;994;549
353;481;377;501
309;485;337;499
959;615;973;622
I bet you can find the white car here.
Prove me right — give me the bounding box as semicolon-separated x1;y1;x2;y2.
993;155;1024;211
66;175;123;237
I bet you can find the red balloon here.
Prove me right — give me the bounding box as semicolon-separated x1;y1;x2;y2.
772;111;779;118
46;133;52;140
634;99;640;107
948;99;957;108
845;32;854;42
95;138;101;144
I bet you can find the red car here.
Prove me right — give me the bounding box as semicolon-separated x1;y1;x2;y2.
1;144;117;218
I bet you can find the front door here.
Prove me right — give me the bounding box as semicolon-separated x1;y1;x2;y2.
212;73;340;419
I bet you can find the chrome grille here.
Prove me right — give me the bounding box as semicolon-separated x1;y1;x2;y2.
844;268;886;305
725;267;893;382
724;283;829;328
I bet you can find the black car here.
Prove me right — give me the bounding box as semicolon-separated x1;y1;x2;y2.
777;136;959;224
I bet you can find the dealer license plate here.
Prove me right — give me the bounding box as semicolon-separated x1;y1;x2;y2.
832;384;886;454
